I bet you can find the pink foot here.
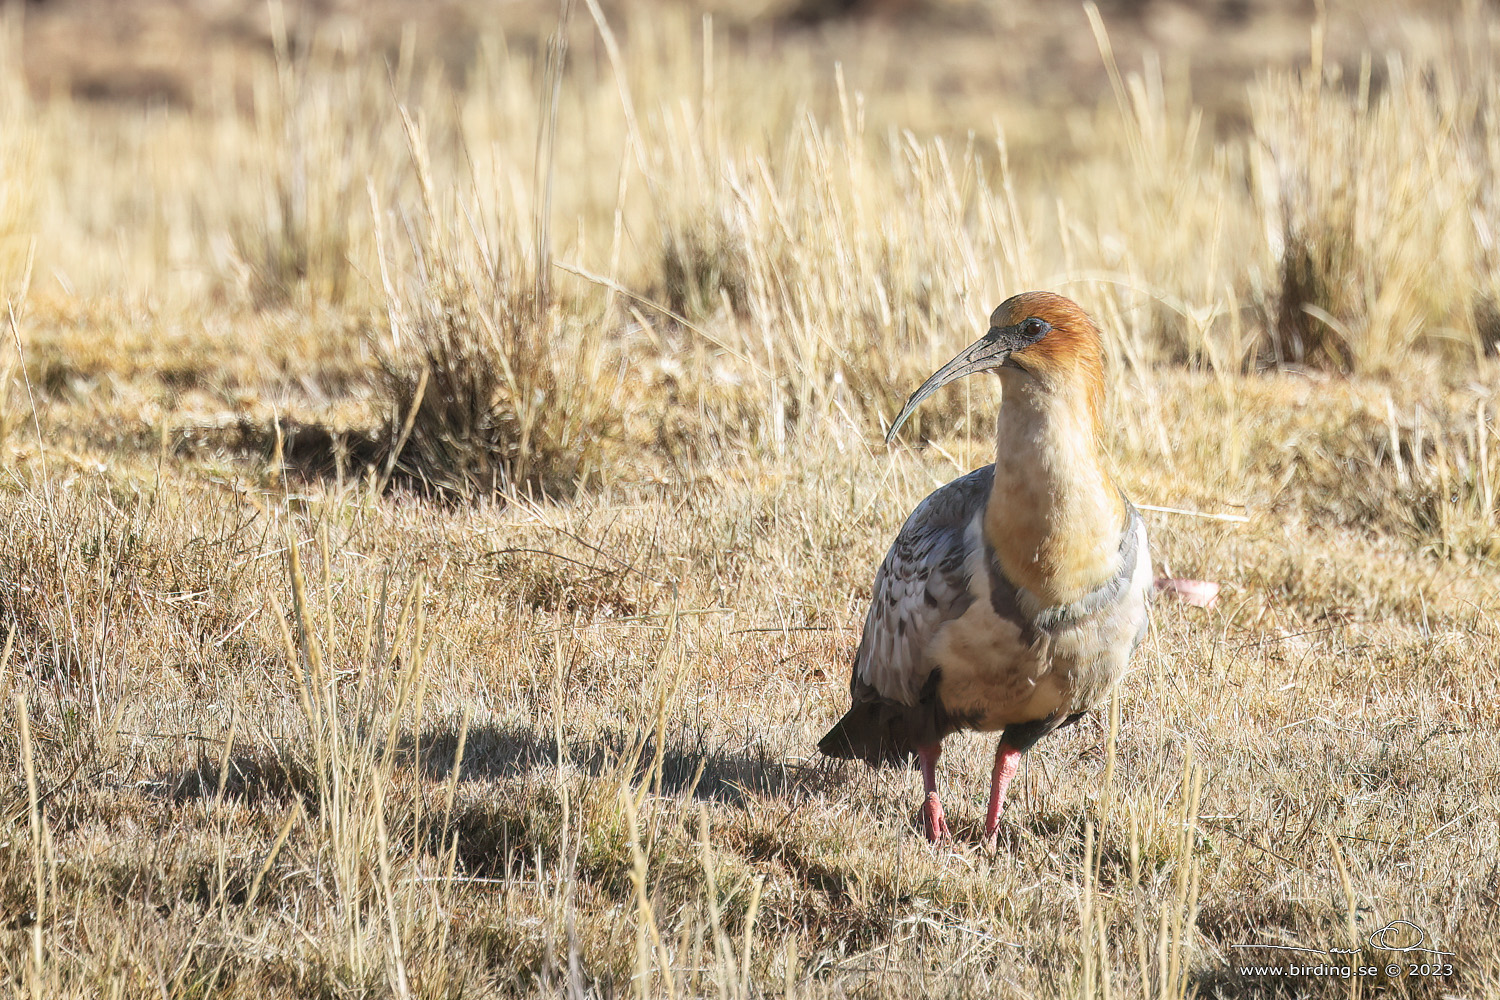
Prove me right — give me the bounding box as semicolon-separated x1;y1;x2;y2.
916;743;951;844
922;791;952;843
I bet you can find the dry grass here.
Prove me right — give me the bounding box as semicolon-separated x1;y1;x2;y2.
2;1;1500;997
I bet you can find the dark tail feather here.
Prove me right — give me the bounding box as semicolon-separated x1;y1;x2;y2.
821;671;954;768
818;702;922;768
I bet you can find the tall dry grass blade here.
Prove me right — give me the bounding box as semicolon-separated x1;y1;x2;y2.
534;0;574;312
622;789;674;1000
245;800;303;913
378;364;428;494
213;696;240;810
374;790;413;1000
699;804;735;994
1080;820;1097;999
1326;831;1360;965
740;876;764;1000
1101;690;1121;824
14;695;44;1000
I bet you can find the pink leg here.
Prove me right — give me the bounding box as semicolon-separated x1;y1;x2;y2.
983;741;1024;848
916;743;951;843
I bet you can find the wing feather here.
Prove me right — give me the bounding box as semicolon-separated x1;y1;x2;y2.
851;465;993;704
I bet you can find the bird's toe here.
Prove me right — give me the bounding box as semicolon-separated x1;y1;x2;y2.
921;792;952;844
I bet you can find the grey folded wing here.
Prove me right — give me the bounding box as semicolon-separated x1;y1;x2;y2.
818;466;993;765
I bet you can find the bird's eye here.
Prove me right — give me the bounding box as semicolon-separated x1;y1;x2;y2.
1023;317;1048;339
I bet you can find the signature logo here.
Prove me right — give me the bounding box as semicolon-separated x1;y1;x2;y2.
1231;920;1453;959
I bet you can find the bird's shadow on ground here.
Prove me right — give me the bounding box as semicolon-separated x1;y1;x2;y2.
149;721;839;814
400;721;840;805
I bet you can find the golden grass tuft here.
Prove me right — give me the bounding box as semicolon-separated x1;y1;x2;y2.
1250;52;1492;369
373;112;624;498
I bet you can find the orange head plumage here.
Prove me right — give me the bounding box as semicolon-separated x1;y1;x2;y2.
886;291;1108;442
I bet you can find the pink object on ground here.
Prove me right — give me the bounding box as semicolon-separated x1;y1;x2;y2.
1155;577;1220;608
917;744;951;842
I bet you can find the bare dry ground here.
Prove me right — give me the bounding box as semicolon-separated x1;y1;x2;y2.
1;0;1498;997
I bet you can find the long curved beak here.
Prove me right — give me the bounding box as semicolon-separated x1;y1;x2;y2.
885;330;1013;444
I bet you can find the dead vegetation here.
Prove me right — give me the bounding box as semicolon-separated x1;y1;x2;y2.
1;0;1499;997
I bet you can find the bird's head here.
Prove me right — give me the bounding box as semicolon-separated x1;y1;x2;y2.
885;291;1106;443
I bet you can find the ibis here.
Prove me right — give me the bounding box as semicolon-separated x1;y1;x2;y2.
819;291;1153;848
